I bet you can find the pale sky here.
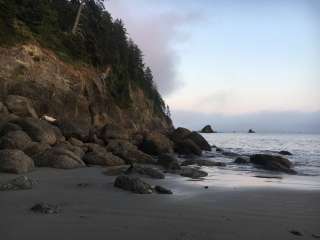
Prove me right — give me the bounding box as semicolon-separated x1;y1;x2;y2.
107;0;320;132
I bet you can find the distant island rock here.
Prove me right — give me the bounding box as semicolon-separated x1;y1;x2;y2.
248;129;256;133
200;125;215;133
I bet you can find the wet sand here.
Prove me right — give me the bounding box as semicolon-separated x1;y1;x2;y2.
0;167;319;240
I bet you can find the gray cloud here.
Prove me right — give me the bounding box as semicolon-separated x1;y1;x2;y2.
171;110;320;133
106;1;203;95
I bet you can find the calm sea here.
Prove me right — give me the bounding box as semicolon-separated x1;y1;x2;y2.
189;133;320;190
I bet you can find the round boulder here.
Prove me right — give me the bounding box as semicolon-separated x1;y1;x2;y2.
0;149;35;174
140;132;173;155
0;130;33;150
83;151;125;166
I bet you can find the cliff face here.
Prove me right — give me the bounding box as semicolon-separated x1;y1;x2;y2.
0;43;173;133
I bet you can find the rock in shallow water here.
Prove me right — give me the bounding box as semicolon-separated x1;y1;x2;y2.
114;175;153;194
250;154;296;174
155;185;172;194
234;156;250;164
0;176;33;191
278;150;292;156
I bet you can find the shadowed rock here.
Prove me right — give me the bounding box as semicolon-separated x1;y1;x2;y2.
158;154;181;170
24;142;50;158
200;125;215;133
174;139;202;156
11;118;60;145
250;154;296;174
53;120;87;141
114;175;153;194
107;140;155;164
180;167;208;179
0;149;34;174
34;146;85;169
187;132;211;151
0;122;22;137
279;150;292;156
0;130;33;150
155;185;172;194
140;132;173;155
234;156;250;164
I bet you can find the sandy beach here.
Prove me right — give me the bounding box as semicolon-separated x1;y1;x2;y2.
1;167;319;240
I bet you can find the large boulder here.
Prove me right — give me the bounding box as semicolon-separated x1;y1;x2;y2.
0;149;35;174
83;151;125;166
34;146;85;169
107;140;155;164
0;122;22;137
100;123;129;143
180;167;208;179
174;139;202;156
24;142;51;158
114;175;153;194
200;125;215;133
250;154;296;174
54;142;85;159
11;118;59;145
158;153;181;170
187;132;211;151
140;132;173;155
170;127;192;142
0;130;33;150
5;95;38;118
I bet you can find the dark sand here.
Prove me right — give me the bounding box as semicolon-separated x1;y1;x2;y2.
1;167;319;240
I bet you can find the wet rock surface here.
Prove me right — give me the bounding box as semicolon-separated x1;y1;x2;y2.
180;167;208;179
154;185;172;194
250;154;296;174
158;154;181;170
114;175;153;194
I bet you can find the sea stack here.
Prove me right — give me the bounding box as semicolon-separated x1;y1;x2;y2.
200;125;215;133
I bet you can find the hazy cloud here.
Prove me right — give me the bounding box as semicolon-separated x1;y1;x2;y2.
171;110;320;133
107;1;203;95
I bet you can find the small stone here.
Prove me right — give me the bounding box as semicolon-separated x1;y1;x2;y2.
204;186;209;189
30;203;61;214
155;185;172;194
290;230;303;236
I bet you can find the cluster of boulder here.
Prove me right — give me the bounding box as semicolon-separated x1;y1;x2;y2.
0;95;214;178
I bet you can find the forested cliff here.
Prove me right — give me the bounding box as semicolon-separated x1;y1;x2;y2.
0;0;173;132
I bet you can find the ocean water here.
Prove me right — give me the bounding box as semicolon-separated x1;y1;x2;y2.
186;133;320;190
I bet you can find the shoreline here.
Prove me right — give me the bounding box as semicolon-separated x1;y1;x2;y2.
1;167;319;240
